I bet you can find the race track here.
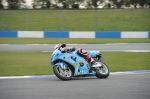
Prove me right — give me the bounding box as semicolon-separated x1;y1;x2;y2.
0;43;150;52
0;73;150;99
0;43;150;99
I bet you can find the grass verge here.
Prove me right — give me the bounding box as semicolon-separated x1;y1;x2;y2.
0;52;150;76
0;38;150;44
0;9;150;31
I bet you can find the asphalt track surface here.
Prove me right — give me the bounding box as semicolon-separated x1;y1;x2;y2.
0;73;150;99
0;43;150;52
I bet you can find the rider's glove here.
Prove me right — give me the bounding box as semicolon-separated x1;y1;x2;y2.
68;47;75;52
60;47;66;53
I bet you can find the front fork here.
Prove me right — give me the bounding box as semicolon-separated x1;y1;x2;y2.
54;62;67;70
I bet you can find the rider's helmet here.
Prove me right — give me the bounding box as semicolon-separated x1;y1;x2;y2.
54;44;66;50
54;44;61;50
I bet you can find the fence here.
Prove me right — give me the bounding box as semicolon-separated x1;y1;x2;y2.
0;9;150;31
0;31;150;38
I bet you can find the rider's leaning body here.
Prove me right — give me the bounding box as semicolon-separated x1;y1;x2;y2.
54;44;95;66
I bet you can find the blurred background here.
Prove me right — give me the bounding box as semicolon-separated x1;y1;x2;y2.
0;0;150;31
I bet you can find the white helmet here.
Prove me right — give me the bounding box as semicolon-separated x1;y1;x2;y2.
54;44;61;50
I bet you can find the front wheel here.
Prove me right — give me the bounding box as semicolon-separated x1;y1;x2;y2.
95;62;109;78
53;65;73;81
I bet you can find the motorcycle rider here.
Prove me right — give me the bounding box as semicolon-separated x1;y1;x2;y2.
54;44;95;66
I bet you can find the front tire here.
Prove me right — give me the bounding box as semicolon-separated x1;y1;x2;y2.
53;65;73;81
95;62;109;78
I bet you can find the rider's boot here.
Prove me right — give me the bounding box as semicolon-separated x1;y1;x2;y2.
85;55;95;67
90;58;95;67
89;59;96;73
85;55;95;73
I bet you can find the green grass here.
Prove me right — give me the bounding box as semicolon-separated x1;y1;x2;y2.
0;38;150;44
0;52;53;76
0;52;150;76
0;9;150;31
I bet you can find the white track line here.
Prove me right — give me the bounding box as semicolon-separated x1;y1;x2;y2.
0;70;150;79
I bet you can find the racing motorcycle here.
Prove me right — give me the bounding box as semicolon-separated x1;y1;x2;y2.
50;49;109;81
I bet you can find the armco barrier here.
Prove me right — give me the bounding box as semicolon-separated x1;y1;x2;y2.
44;31;69;38
18;31;44;38
95;32;121;38
121;31;148;38
0;31;17;38
0;31;150;38
70;31;95;38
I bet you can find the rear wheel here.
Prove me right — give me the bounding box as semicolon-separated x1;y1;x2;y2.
95;62;109;78
53;65;73;81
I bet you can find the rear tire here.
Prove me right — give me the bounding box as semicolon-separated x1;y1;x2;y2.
53;65;73;81
95;62;109;78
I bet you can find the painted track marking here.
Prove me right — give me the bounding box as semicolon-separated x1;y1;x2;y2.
0;70;150;79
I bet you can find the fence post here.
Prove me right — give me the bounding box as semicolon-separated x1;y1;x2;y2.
113;8;116;31
95;8;98;31
60;9;63;31
26;7;28;31
130;8;134;31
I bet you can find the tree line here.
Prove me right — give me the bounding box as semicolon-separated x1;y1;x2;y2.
0;0;150;10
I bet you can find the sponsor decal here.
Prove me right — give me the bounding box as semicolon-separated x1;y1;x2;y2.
74;60;85;66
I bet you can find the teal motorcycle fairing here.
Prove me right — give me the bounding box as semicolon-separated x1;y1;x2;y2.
50;49;97;77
